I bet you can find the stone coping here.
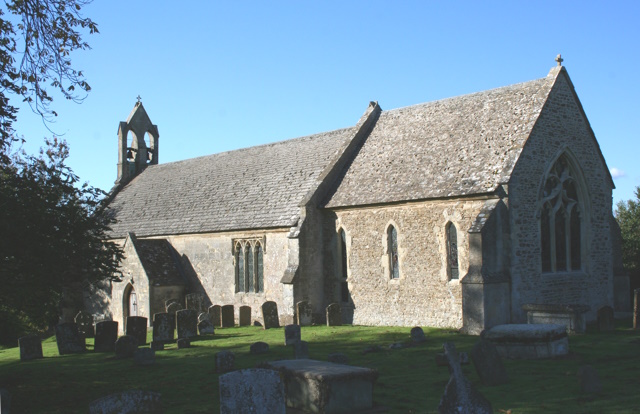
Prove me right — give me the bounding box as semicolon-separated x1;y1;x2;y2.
263;359;379;382
522;303;590;313
483;324;567;343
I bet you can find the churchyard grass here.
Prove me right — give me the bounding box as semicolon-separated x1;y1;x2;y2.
1;320;639;413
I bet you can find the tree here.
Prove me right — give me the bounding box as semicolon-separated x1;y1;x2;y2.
0;138;123;338
616;187;640;279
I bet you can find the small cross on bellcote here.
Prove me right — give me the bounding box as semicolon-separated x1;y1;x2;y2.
136;95;142;105
555;54;563;66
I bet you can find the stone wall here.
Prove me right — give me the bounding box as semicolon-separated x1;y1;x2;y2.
325;199;487;328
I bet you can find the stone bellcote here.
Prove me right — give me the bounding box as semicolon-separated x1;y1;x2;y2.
116;100;160;185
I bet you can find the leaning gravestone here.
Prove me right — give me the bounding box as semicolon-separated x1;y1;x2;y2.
125;316;148;345
221;305;235;328
438;342;492;414
55;323;86;355
326;303;342;326
89;390;162;414
153;312;174;343
285;324;301;345
176;309;198;339
410;327;427;343
239;306;252;326
216;351;236;373
74;311;94;338
18;335;43;362
114;335;138;359
94;321;118;353
297;301;312;326
470;339;508;386
219;369;286;414
262;301;280;329
294;340;309;359
597;306;615;332
185;293;205;313
209;305;222;328
198;312;215;335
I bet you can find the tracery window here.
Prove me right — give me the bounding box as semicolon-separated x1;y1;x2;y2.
387;225;400;279
338;228;349;302
234;238;264;293
540;156;582;273
447;222;459;280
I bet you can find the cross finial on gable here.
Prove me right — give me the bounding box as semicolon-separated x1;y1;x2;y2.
136;95;142;104
555;54;563;66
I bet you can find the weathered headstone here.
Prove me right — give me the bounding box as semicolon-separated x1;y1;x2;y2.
185;292;206;313
293;340;309;359
297;301;312;326
151;341;165;351
326;303;342;327
134;348;156;366
176;309;198;339
125;316;148;345
216;351;236;373
152;312;174;343
0;388;10;414
284;324;301;345
262;301;280;329
470;339;508;386
89;390;162;414
250;341;269;355
239;305;252;326
166;301;183;317
177;338;191;349
219;369;285;414
438;342;493;414
18;335;43;362
410;326;426;343
165;298;179;311
114;335;138;359
55;323;86;355
221;305;235;328
328;353;349;364
198;312;215;335
578;365;602;394
209;305;222;327
94;321;119;353
597;306;615;332
74;311;95;338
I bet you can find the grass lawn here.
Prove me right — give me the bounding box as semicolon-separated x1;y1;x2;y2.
1;321;640;413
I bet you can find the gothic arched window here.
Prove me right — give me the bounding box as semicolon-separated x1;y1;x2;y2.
235;238;265;293
447;222;459;280
388;225;400;279
255;242;264;293
246;243;254;292
338;228;349;302
540;156;583;273
235;242;245;292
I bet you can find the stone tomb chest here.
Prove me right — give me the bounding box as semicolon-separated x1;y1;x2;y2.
263;359;378;414
483;324;569;359
522;304;590;334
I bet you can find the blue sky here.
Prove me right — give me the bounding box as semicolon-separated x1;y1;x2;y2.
10;1;640;207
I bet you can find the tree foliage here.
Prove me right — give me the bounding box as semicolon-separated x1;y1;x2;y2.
615;187;640;277
0;138;123;332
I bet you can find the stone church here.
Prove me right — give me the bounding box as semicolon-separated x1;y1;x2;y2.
90;60;629;334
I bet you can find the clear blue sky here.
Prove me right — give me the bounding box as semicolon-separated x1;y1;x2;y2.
11;1;640;207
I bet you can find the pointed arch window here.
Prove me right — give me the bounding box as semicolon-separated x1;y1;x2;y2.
337;228;349;302
388;225;400;279
234;238;265;293
540;156;583;273
447;222;459;280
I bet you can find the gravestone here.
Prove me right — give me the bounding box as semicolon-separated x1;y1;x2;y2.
0;388;10;414
221;305;235;327
165;298;179;310
328;353;349;364
55;323;86;355
294;340;309;359
219;369;285;414
89;390;162;414
578;365;602;394
470;340;508;386
285;324;301;345
125;316;148;345
134;348;156;366
209;305;222;327
166;301;183;318
177;338;191;349
250;341;269;355
94;321;119;353
114;335;138;359
297;301;312;326
153;312;174;343
438;342;493;414
74;311;94;338
198;312;215;335
176;309;198;339
185;292;206;313
410;326;426;343
216;351;236;373
151;341;165;351
326;303;342;326
262;301;280;329
597;306;615;332
239;306;252;326
18;335;43;361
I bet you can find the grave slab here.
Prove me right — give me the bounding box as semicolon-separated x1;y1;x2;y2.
484;324;569;359
219;369;285;414
89;390;162;414
522;303;590;334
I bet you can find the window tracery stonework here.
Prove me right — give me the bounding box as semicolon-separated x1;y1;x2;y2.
233;237;265;293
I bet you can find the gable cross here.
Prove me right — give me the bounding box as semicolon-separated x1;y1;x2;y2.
555;54;563;66
136;95;142;103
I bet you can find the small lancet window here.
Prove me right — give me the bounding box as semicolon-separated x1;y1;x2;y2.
388;225;400;279
256;242;264;293
235;242;245;292
246;243;254;293
338;228;349;302
447;223;459;280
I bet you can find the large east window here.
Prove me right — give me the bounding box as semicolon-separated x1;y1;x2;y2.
234;239;264;293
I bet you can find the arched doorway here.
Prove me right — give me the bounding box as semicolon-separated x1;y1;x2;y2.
123;283;138;321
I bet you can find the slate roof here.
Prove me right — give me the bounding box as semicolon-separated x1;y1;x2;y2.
108;127;356;238
132;238;184;286
323;74;557;208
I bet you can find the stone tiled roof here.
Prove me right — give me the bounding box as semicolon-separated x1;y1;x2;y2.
108;127;356;238
133;238;184;286
324;75;557;208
